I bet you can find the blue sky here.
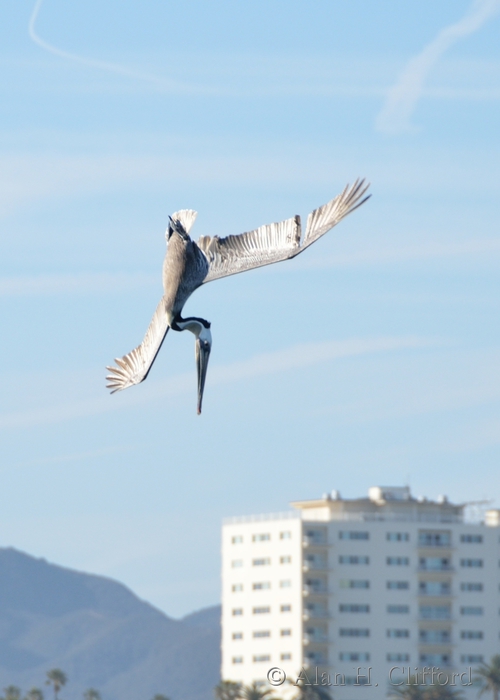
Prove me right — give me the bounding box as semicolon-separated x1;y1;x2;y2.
1;0;500;616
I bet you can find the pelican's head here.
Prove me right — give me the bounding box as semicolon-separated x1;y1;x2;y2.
175;317;212;414
195;322;212;415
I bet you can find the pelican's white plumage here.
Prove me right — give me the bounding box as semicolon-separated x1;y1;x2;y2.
106;179;370;412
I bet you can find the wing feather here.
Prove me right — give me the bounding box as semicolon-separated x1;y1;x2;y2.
106;297;169;393
197;215;301;283
197;179;370;283
302;178;370;251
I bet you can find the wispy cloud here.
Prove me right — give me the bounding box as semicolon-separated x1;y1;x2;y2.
28;0;197;94
376;0;500;133
0;336;433;429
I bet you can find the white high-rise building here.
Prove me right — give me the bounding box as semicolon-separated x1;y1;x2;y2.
221;486;500;699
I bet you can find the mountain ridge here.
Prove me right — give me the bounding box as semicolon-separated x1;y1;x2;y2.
0;547;221;700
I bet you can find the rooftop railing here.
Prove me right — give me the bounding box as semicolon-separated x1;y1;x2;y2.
223;510;300;525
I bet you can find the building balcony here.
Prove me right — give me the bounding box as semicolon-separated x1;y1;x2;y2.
303;633;329;645
418;565;454;572
417;541;454;549
302;538;328;548
303;585;329;596
303;562;329;572
303;610;330;621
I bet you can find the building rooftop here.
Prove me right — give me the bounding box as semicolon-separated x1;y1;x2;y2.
224;486;499;526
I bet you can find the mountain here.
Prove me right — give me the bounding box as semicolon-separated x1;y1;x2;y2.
0;547;221;700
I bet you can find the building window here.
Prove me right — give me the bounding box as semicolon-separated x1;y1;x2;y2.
280;556;292;564
339;652;370;661
253;630;270;638
418;531;451;547
231;536;243;544
280;531;291;539
305;578;327;593
304;529;327;544
232;608;243;616
253;655;271;663
339;604;370;613
387;653;410;662
461;534;483;543
252;558;270;566
304;553;327;569
339;629;370;637
231;560;243;568
280;580;292;588
252;582;270;590
281;653;292;660
339;531;369;540
253;607;270;614
419;581;450;595
387;557;409;566
387;629;409;638
232;632;243;640
461;558;483;567
420;653;450;666
280;604;292;612
281;629;292;636
305;603;327;617
306;651;326;664
461;606;483;615
461;582;483;591
387;605;409;614
232;584;243;592
419;605;451;620
420;630;450;643
461;655;483;663
460;630;483;639
252;533;270;542
232;657;243;664
340;579;370;589
387;581;409;590
339;555;369;565
419;557;450;570
387;532;409;542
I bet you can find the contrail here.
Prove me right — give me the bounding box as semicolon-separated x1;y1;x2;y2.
376;0;500;134
28;0;199;93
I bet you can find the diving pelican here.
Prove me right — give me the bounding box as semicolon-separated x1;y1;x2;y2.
106;179;370;413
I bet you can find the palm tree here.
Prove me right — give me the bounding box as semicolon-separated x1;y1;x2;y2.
291;675;332;700
475;656;500;700
24;690;44;700
389;676;463;700
241;683;275;700
45;670;67;700
1;687;22;700
214;681;242;700
83;691;101;700
388;675;427;700
151;696;170;700
425;683;463;700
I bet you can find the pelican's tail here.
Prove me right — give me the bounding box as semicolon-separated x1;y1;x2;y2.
170;209;198;235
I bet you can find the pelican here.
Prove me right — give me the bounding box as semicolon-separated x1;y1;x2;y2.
106;179;370;413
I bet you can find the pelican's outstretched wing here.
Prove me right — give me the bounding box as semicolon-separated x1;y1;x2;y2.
197;215;302;284
106;297;169;393
197;179;370;284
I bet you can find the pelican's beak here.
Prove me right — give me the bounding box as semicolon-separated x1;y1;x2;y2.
195;335;211;415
